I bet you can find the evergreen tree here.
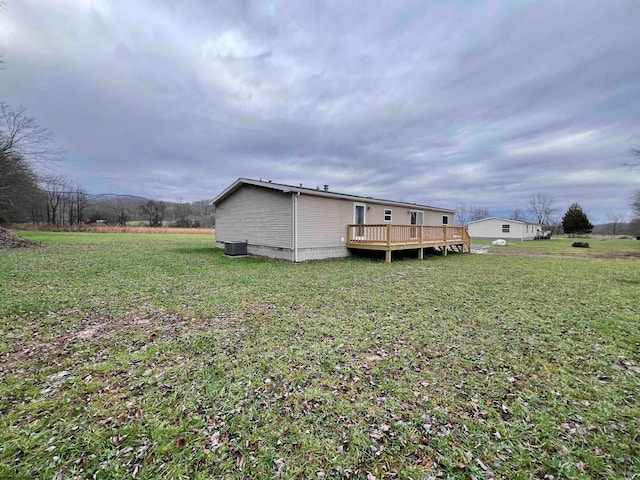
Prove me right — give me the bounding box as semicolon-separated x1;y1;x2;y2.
562;203;593;235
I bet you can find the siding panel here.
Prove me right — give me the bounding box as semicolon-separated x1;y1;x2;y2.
296;195;352;249
216;185;292;248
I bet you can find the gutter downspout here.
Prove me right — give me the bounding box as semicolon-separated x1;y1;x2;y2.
292;192;300;262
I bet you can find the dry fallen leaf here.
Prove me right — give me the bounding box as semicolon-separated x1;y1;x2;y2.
210;431;220;449
232;450;244;469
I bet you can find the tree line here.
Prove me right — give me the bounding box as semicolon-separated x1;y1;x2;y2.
85;197;215;228
0;102;215;228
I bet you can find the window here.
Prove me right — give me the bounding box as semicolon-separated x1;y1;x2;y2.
502;224;510;233
384;209;392;222
442;215;449;225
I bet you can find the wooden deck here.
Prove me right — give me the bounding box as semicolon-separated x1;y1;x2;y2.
346;224;472;263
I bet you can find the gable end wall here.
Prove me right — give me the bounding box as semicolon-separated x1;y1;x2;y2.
215;185;293;256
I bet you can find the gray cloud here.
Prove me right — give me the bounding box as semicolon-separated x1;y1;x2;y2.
1;0;639;221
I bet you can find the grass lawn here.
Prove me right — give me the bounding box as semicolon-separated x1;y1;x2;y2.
479;237;640;259
1;232;638;479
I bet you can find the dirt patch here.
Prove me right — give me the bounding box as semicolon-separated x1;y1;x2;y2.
75;325;102;339
0;227;41;249
590;250;640;259
68;311;235;344
1;312;242;380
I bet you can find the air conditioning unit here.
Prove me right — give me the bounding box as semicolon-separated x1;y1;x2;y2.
224;241;248;256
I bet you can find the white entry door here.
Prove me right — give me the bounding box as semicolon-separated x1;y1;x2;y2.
410;211;423;238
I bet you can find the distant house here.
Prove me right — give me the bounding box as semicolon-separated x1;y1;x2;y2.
212;178;471;262
467;217;541;241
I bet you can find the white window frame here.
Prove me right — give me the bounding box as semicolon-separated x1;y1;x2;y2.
502;224;510;233
384;209;392;222
442;215;449;225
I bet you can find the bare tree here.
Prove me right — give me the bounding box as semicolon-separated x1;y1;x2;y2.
455;203;468;227
0;150;41;223
109;198;132;226
455;203;490;226
622;148;639;221
0;102;65;223
41;174;71;225
140;200;166;226
606;213;626;235
62;185;88;225
632;190;640;218
528;192;557;225
74;185;88;224
191;200;215;228
0;103;62;168
509;208;528;221
30;190;48;225
173;202;193;227
469;205;490;223
625;146;640;170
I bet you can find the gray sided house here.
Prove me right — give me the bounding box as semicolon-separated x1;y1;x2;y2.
212;178;470;262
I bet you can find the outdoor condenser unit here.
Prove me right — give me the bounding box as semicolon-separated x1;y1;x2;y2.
224;241;248;256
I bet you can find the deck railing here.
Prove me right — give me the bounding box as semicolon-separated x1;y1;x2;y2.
347;224;470;250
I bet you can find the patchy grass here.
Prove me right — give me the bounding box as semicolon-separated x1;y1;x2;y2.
480;237;640;259
1;232;638;479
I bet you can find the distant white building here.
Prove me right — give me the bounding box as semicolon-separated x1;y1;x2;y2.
467;217;542;241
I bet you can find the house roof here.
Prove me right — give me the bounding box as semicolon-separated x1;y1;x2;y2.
468;216;540;226
212;178;455;213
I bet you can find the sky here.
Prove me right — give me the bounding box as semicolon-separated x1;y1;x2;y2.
1;0;639;222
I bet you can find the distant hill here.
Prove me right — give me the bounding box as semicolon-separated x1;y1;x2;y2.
88;194;150;202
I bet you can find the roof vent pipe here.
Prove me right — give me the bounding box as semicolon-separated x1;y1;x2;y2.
323;184;329;191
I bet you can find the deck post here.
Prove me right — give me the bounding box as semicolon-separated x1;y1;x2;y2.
385;250;392;263
443;226;447;256
418;248;423;260
386;224;391;247
419;225;424;246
